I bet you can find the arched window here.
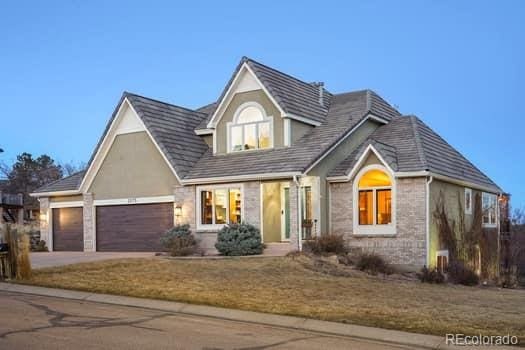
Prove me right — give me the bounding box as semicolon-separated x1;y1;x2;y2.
229;102;273;152
357;168;392;226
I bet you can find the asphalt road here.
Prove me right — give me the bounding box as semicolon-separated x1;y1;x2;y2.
0;291;423;350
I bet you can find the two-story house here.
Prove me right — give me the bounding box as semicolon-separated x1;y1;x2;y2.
32;57;503;270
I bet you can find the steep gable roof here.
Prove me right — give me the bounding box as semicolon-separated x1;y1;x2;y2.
184;89;399;180
329;116;501;192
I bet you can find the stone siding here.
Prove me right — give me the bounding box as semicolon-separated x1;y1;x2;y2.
39;197;50;246
83;193;95;252
330;177;427;268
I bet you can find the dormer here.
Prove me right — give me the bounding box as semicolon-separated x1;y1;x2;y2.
198;57;329;155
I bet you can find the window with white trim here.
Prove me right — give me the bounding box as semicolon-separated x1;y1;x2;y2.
482;192;497;227
357;169;392;226
464;188;472;215
229;102;272;152
199;187;242;228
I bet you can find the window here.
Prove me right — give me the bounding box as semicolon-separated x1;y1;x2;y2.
301;186;313;239
482;192;497;227
198;187;242;228
464;188;472;215
229;103;273;152
357;169;392;227
436;250;449;273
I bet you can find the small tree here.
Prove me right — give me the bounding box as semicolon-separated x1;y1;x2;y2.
501;209;525;287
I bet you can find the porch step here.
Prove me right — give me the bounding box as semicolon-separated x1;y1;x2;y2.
263;243;292;256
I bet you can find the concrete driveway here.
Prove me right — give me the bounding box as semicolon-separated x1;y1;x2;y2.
30;252;155;268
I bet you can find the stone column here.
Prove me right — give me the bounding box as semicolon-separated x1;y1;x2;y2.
174;185;196;232
243;182;261;228
38;197;50;247
288;182;300;251
83;193;95;252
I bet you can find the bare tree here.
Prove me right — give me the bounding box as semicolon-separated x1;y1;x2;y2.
61;161;87;176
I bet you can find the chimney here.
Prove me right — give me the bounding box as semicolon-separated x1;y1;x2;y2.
314;82;324;106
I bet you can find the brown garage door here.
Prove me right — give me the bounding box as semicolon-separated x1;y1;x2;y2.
96;203;174;252
53;207;84;251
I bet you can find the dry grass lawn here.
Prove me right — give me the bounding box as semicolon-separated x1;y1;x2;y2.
21;256;525;340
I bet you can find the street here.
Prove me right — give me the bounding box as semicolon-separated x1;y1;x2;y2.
0;291;419;350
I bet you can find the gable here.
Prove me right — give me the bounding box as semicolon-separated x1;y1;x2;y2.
88;131;178;200
215;89;283;154
80;97;181;192
207;64;284;129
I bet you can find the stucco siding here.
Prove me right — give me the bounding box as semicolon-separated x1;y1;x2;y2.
290;119;313;143
49;195;84;203
215;90;283;154
88;131;179;200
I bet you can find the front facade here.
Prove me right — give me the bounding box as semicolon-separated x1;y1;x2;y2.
32;57;503;269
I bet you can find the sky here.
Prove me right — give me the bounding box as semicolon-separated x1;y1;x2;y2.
0;1;523;208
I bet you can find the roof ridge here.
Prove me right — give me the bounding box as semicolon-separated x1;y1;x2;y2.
407;115;428;169
244;57;329;93
124;91;207;116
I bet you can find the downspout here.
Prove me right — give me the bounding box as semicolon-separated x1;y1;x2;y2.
293;175;303;251
425;175;434;267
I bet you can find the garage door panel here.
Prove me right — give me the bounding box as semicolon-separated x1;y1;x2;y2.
96;203;174;252
53;207;83;251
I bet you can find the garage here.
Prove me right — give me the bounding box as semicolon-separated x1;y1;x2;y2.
52;207;84;251
96;202;174;252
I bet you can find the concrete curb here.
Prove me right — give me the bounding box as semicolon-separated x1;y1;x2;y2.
0;282;511;350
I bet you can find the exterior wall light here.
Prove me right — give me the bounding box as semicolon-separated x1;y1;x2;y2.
174;205;182;218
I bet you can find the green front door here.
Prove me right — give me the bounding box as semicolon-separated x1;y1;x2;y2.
284;187;290;240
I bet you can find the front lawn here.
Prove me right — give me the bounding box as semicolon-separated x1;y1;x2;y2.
21;256;525;340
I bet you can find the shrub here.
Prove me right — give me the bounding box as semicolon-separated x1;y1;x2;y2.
215;223;264;256
160;224;198;256
418;266;445;284
356;253;393;275
32;240;48;252
448;261;479;286
302;234;347;256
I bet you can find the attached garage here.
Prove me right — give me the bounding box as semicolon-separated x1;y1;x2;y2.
52;207;84;251
95;202;174;252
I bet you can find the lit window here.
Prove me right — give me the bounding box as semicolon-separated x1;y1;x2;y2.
199;187;242;227
465;188;472;215
357;169;392;226
229;103;272;152
482;192;497;227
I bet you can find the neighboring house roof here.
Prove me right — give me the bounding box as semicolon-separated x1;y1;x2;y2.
328;116;501;192
34;171;85;193
184;89;400;180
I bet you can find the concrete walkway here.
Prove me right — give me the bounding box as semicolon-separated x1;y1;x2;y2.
30;252;155;268
1;282;509;349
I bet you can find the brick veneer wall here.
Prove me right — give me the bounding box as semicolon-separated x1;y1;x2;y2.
330;177;427;267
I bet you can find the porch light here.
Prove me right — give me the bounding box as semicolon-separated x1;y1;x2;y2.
39;213;47;222
174;205;182;218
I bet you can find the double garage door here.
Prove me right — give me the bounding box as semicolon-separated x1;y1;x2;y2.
52;203;173;252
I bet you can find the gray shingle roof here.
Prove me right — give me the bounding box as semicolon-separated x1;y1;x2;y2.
329;116;501;192
184;89;400;180
34;171;85;193
125;93;209;178
195;102;217;131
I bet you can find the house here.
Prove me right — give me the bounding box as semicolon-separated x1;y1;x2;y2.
31;57;503;270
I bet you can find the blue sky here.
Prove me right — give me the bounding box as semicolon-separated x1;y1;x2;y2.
0;1;523;208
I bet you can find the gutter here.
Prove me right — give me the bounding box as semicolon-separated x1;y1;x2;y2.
30;190;81;198
425;175;433;267
293;175;303;251
181;172;302;185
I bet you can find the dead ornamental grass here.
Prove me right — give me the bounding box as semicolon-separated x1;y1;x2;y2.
22;256;525;340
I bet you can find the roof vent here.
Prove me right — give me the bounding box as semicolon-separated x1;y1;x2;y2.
312;82;325;106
